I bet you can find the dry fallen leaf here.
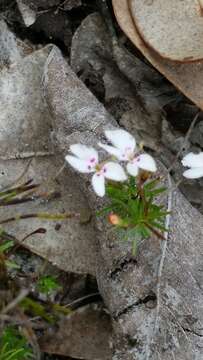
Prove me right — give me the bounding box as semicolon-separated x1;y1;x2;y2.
0;28;97;276
129;0;203;62
112;0;203;110
39;303;112;360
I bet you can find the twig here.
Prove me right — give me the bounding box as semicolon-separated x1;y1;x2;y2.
0;151;55;161
53;162;66;180
1;289;29;314
171;352;176;360
0;159;32;192
155;174;173;331
166;247;203;293
146;174;173;359
165;306;191;343
166;111;200;175
19;310;42;360
64;292;100;308
0;315;42;328
0;211;79;225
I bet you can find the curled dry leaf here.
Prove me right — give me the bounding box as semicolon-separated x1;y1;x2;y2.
129;0;203;63
112;0;203;110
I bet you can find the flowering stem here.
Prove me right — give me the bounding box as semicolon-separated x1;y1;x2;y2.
0;212;80;225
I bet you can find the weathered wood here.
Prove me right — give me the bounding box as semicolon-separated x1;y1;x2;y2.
43;46;203;360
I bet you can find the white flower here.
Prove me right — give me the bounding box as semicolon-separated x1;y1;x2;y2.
65;144;127;197
182;152;203;179
99;129;157;176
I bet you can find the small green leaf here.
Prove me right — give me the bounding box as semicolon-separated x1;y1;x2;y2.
0;326;33;360
36;275;61;295
20;297;55;323
5;260;20;270
0;241;14;254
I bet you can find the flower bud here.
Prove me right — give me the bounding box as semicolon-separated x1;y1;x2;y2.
108;213;122;226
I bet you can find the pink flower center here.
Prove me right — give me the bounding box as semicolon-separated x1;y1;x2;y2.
132;156;140;164
122;146;134;160
87;157;97;170
96;166;107;176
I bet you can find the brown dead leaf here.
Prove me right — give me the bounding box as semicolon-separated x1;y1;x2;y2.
129;0;203;62
39;303;112;360
112;0;203;110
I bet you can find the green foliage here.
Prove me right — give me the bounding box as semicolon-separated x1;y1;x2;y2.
20;297;55;323
20;296;71;324
36;275;61;295
0;240;14;254
0;238;20;270
100;175;169;253
0;326;33;360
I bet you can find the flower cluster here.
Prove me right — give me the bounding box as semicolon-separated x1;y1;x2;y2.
65;129;157;196
65;128;203;195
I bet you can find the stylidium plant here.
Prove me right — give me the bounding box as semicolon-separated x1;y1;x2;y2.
65;128;203;253
65;129;169;253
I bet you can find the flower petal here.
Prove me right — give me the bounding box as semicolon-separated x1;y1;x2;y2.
104;129;136;152
182;152;203;168
98;143;123;160
91;173;105;197
103;162;127;181
70;144;98;162
183;168;203;179
137;154;157;172
127;162;139;176
65;155;92;173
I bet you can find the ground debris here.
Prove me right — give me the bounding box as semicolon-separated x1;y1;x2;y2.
39;303;112;359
